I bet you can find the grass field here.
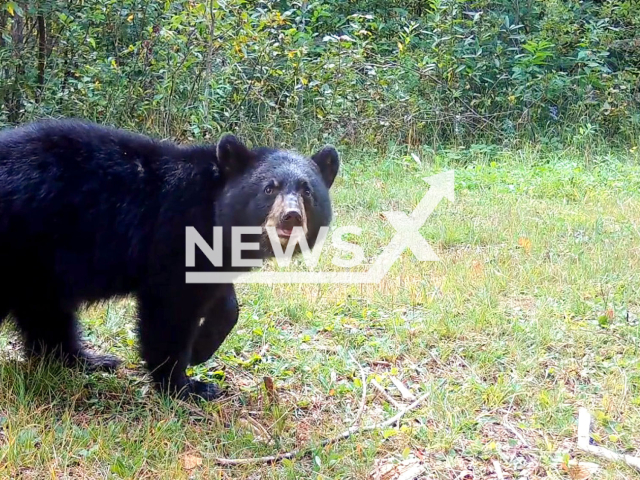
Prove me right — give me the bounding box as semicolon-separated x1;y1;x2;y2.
1;145;640;479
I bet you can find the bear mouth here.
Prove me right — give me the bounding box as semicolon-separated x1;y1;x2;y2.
276;227;292;238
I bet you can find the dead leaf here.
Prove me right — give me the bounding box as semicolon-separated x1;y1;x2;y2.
567;460;599;480
263;376;277;403
471;260;484;276
182;453;203;470
518;237;532;254
369;457;426;480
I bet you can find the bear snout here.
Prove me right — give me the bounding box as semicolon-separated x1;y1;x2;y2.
279;209;303;236
266;192;308;239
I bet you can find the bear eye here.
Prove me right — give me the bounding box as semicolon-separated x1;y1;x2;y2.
264;183;276;195
301;182;312;197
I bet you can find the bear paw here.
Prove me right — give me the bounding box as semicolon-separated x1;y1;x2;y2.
182;380;223;401
75;352;122;372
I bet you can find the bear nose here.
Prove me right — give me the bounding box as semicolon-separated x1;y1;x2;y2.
281;210;302;229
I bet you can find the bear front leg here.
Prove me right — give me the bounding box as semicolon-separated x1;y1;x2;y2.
190;284;239;366
137;292;221;401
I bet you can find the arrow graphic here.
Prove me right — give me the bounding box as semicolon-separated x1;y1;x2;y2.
366;169;454;283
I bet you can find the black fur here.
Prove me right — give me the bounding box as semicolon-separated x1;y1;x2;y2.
189;284;239;366
0;118;339;401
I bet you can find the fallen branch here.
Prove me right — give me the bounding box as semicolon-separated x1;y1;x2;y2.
213;391;430;465
371;379;402;409
577;408;640;472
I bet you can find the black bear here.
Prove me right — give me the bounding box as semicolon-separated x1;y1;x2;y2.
0;119;339;400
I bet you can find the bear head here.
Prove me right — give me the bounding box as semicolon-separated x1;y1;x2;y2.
214;134;339;269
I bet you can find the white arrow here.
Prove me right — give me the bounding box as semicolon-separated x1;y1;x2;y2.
367;170;454;282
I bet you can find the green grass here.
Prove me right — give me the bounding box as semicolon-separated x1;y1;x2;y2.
2;145;640;479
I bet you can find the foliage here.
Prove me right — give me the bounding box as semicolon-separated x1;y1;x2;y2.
0;0;638;147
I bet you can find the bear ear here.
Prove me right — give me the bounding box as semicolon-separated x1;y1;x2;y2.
216;133;253;177
311;145;340;189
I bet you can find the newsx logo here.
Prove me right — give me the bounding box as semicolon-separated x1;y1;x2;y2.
185;170;454;284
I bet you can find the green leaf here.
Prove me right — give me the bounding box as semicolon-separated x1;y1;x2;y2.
382;428;398;438
5;2;21;16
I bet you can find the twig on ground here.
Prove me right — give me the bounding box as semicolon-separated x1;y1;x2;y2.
371;360;391;367
348;351;367;427
213;391;430;465
492;460;505;480
371;379;402;409
390;376;416;400
577;408;640;472
239;415;273;444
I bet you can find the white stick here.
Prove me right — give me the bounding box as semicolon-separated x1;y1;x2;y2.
577;408;640;472
492;460;505;480
390;376;416;400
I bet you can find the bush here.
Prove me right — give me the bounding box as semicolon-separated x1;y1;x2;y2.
0;0;638;148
